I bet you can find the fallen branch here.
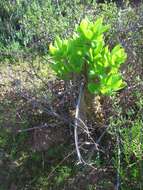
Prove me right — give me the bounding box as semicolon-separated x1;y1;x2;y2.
17;123;56;133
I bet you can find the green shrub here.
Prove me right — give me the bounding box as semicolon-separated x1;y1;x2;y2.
122;120;143;161
49;17;127;95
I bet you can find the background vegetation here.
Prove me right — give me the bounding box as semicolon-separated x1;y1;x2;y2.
0;0;143;190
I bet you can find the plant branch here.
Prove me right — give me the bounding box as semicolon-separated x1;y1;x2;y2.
74;80;85;164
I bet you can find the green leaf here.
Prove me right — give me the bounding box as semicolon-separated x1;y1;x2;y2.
106;74;126;91
88;82;100;94
85;30;93;40
111;45;127;65
55;36;62;48
78;19;94;40
49;43;57;55
111;45;122;54
88;70;96;78
94;41;104;55
92;17;110;36
79;19;88;32
100;86;111;95
93;17;103;33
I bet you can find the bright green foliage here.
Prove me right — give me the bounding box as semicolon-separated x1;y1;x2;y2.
49;17;127;95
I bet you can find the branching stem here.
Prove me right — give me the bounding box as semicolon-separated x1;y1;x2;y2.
74;81;85;164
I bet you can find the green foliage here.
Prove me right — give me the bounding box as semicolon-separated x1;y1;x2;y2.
122;120;143;161
110;87;143;189
55;166;72;184
49;17;127;95
118;120;143;188
0;0;87;54
120;121;143;189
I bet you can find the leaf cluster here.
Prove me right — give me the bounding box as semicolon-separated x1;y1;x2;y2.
49;17;127;95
